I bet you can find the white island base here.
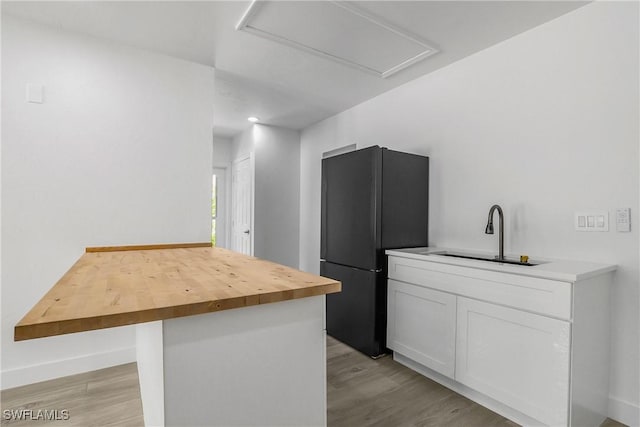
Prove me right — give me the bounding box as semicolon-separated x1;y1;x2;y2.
136;296;327;427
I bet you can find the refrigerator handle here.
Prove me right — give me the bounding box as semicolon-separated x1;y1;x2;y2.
320;159;327;259
374;147;383;252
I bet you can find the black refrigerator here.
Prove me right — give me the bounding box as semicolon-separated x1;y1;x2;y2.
320;146;429;357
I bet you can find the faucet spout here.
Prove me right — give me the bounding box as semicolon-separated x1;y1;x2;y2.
485;204;504;260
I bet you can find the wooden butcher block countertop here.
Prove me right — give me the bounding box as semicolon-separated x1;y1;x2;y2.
15;243;341;341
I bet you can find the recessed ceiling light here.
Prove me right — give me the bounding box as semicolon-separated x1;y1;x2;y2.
248;116;260;123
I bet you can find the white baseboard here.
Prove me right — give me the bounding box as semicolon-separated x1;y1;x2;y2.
0;347;136;390
609;395;640;427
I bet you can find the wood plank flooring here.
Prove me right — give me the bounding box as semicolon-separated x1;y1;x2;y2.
1;363;143;426
1;337;629;426
327;336;519;427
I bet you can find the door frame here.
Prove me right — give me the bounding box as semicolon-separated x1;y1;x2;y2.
231;153;255;255
212;165;231;249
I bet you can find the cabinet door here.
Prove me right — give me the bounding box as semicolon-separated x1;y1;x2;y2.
456;297;570;426
387;279;456;378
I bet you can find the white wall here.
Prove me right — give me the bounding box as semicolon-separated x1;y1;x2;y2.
213;136;232;168
232;125;300;268
254;125;300;268
1;15;214;388
231;127;254;162
299;2;639;425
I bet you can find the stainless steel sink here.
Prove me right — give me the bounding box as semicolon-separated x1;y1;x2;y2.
432;251;543;266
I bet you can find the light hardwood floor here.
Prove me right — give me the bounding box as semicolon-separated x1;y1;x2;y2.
327;336;520;427
1;363;143;426
1;337;629;426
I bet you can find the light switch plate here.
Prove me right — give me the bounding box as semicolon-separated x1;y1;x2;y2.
616;208;631;232
575;211;609;232
26;84;44;104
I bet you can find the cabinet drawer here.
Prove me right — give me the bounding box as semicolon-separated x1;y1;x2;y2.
388;256;572;320
387;280;456;378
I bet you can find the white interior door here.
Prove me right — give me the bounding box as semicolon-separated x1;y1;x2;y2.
231;156;253;255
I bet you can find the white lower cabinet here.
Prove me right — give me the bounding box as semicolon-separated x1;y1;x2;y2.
386;254;614;427
387;280;456;378
455;297;570;426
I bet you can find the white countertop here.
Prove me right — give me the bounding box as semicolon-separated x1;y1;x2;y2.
385;247;617;282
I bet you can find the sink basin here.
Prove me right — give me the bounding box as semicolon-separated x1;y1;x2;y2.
432;251;542;266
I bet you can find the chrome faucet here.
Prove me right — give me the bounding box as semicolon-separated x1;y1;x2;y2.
485;204;504;261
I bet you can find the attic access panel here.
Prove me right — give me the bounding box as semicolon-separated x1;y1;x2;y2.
236;1;438;79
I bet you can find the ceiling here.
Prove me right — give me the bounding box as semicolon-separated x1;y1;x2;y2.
2;1;588;138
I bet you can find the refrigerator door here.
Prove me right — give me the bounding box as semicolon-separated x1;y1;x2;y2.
321;146;381;271
381;149;429;249
321;261;387;357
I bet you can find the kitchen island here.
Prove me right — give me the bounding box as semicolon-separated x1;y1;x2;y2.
15;243;341;426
